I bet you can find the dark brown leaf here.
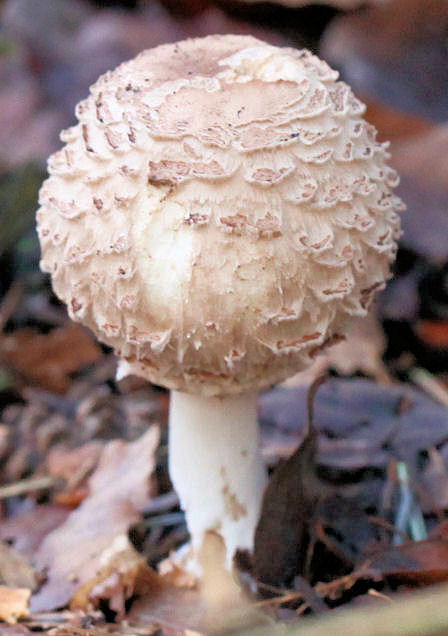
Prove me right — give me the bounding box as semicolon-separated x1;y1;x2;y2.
360;539;448;586
1;324;102;394
253;377;326;587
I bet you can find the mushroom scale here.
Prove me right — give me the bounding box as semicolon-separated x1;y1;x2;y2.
37;35;403;397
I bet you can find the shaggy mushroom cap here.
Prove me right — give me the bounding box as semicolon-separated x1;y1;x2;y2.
37;34;404;396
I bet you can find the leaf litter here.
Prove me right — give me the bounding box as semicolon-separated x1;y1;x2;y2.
1;0;448;634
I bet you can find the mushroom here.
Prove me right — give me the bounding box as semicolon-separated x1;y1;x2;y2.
36;34;404;571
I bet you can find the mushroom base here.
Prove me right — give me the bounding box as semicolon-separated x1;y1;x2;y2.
169;390;267;569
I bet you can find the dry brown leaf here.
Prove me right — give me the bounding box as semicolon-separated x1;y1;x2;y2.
46;441;104;500
0;626;31;635
361;538;448;586
392;125;448;192
0;324;102;394
0;586;30;624
321;0;448;122
0;506;70;558
363;98;432;142
30;426;160;612
0;543;38;591
71;543;160;621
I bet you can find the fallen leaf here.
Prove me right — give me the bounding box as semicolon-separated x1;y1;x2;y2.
31;426;160;612
0;586;30;624
0;506;70;558
0;543;38;591
1;324;102;394
321;0;448;122
253;377;326;587
260;378;448;471
71;542;160;621
0;626;31;635
392;125;448;264
416;321;448;349
363;98;432;142
360;538;448;586
46;441;104;483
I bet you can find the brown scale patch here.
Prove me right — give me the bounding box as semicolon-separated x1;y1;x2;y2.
322;277;353;296
71;298;83;313
93;197;103;211
219;213;249;235
276;331;321;349
309;333;345;358
148;160;189;185
185;368;231;381
101;323;120;337
81;124;94;153
184;212;209;226
220;468;247;522
360;281;382;308
255;213;282;238
300;234;332;251
249;167;291;186
127;326;151;344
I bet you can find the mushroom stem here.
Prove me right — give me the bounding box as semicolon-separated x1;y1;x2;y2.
169;390;267;569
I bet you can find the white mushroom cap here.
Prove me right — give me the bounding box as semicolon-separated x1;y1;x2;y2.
37;34;404;397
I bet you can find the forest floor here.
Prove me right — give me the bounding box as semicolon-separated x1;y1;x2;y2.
0;0;448;634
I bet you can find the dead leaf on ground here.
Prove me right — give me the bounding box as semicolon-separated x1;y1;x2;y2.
0;586;30;624
30;426;160;612
363;98;432;142
0;626;31;635
0;506;70;558
46;442;104;485
360;538;448;586
0;324;102;394
416;321;448;350
253;377;326;587
260;378;448;471
0;543;38;591
321;0;448;122
391;125;448;264
71;543;160;622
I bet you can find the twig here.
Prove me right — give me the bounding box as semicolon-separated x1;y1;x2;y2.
0;475;60;499
366;515;408;538
293;576;328;614
241;582;448;636
408;367;448;406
